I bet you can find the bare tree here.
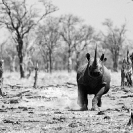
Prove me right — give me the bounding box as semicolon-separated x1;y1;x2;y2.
0;40;7;59
23;35;35;72
36;17;60;73
1;38;17;72
33;61;38;89
0;0;58;78
73;25;94;71
60;14;83;72
5;47;17;72
38;44;49;72
102;19;126;71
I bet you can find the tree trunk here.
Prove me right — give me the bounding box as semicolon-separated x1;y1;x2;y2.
12;56;16;72
40;48;49;72
113;59;118;71
112;51;119;72
33;62;38;89
49;50;52;73
16;39;25;78
19;54;25;78
75;52;80;72
68;46;72;73
46;60;49;72
9;55;16;72
9;56;13;72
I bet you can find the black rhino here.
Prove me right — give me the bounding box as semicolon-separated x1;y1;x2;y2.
77;45;111;111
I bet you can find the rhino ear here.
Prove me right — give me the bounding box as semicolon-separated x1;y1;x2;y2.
104;58;107;62
100;54;107;62
100;54;104;61
86;53;90;61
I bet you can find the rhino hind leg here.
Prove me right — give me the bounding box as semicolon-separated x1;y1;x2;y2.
97;98;102;107
77;84;88;111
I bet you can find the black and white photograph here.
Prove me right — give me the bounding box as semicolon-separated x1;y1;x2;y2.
0;0;133;132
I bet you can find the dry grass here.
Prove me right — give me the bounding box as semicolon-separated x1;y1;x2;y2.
0;70;133;132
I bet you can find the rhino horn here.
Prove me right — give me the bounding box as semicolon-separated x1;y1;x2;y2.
92;44;98;69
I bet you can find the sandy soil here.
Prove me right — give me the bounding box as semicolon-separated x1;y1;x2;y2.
0;71;133;133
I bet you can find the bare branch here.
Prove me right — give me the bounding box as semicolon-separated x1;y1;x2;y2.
2;0;17;30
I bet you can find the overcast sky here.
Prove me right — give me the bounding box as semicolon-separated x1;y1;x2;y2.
52;0;133;39
1;0;133;43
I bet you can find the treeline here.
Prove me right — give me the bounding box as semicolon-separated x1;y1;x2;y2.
0;0;132;78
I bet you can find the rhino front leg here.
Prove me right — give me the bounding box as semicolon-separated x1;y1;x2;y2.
91;86;106;111
97;98;102;107
91;96;100;111
77;84;88;111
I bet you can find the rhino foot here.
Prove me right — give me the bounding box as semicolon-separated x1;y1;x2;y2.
79;104;88;111
91;106;100;111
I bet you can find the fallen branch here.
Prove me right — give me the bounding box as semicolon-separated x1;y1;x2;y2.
5;90;30;98
33;61;38;89
65;82;77;86
15;90;30;97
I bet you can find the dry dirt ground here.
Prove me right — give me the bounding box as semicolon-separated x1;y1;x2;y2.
1;71;133;133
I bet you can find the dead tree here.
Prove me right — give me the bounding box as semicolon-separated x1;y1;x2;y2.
26;68;32;79
0;60;4;96
73;25;94;71
60;14;83;72
36;17;60;73
102;19;126;71
33;62;38;89
121;58;132;88
0;0;58;78
130;52;133;71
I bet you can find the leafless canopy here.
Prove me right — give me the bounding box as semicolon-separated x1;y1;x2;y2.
0;0;58;78
0;0;58;40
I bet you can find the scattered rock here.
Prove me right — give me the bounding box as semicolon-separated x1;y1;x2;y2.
54;111;63;114
28;111;34;114
3;119;20;125
97;111;105;115
53;117;66;122
18;106;28;111
9;99;19;104
104;116;111;120
115;108;121;112
121;105;130;112
68;121;85;127
55;127;63;130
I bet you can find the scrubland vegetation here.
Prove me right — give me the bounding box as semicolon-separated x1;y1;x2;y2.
0;71;132;132
0;0;133;132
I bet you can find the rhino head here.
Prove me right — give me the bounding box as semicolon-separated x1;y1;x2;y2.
86;44;107;78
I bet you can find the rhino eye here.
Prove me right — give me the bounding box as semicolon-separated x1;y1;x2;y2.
100;67;102;72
